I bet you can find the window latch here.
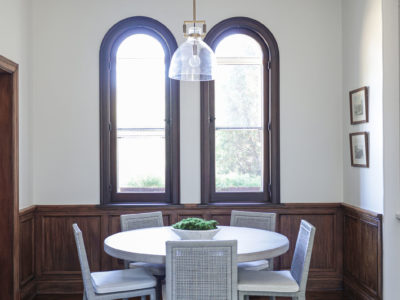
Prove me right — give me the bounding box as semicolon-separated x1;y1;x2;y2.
209;116;216;123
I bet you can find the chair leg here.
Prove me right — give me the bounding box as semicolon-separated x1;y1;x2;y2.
238;292;246;300
267;258;274;271
141;296;147;300
270;297;276;300
155;276;163;300
296;293;306;300
150;290;156;300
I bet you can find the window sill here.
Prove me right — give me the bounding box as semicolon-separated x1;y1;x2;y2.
97;203;184;209
98;202;285;209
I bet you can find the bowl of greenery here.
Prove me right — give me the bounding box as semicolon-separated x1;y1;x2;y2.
171;218;220;240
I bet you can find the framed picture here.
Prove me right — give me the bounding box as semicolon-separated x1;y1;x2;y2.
350;86;368;124
350;132;369;168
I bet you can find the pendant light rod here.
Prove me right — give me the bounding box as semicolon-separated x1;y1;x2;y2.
193;0;196;22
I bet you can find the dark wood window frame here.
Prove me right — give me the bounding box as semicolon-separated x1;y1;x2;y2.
100;16;180;205
201;17;280;205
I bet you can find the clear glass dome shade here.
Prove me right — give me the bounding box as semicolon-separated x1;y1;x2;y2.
169;36;216;81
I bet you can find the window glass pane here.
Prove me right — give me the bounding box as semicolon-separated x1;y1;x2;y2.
117;35;165;129
215;129;263;192
215;34;262;58
116;34;166;192
117;130;165;193
215;64;263;127
214;34;264;193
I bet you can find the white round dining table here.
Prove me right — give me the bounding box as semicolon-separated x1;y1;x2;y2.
104;226;289;264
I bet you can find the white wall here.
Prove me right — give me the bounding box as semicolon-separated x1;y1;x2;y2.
382;0;400;298
342;0;384;213
0;0;32;209
31;0;343;205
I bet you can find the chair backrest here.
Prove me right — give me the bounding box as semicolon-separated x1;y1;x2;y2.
290;220;316;292
72;224;95;297
166;240;237;300
230;210;276;232
120;211;164;232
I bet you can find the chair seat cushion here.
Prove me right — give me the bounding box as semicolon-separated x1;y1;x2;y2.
238;270;300;293
91;268;156;294
129;262;165;276
238;259;270;271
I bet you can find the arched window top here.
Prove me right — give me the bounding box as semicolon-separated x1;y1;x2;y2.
215;34;262;58
100;16;178;63
117;34;165;59
205;17;279;61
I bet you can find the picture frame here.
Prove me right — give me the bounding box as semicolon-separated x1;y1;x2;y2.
349;132;369;168
350;86;368;124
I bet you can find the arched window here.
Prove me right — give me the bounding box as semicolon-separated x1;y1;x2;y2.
100;17;180;204
201;17;280;204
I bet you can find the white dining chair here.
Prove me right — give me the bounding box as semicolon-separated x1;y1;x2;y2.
166;240;238;300
237;220;316;300
120;211;165;300
120;211;164;231
120;211;165;276
231;210;276;271
72;223;156;300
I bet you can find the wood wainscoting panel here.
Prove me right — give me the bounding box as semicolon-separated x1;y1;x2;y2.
107;215;127;270
278;206;343;291
279;214;335;270
177;212;205;221
20;206;36;300
20;207;35;286
209;213;231;226
344;213;359;280
17;203;366;298
162;214;172;226
37;215;102;275
359;220;379;293
343;204;382;300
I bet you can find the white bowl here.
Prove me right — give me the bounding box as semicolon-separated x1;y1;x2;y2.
171;227;221;240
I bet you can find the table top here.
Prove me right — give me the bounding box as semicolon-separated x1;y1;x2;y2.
104;226;289;264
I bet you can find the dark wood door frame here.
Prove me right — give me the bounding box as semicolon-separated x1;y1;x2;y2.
0;55;20;300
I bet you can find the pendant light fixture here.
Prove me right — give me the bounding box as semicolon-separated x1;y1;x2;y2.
168;0;216;81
